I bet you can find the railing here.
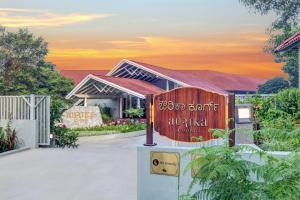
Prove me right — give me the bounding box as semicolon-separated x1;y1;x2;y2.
0;95;50;145
235;94;274;102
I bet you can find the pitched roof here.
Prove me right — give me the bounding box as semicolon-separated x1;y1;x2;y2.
91;75;165;95
129;60;264;92
178;70;265;92
127;60;228;95
275;31;300;53
66;74;165;99
60;70;109;84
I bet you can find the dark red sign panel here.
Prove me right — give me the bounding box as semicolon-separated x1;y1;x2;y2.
154;87;227;142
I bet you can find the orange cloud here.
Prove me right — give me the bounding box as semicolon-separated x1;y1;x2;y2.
47;33;283;79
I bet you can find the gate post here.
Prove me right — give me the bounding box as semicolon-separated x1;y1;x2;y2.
30;94;35;120
228;93;235;147
144;94;156;146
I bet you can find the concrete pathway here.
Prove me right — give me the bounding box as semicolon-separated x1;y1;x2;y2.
0;133;147;200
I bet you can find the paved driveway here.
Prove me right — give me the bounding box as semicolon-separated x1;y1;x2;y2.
0;133;147;200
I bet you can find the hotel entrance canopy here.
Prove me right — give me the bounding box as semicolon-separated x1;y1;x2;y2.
66;74;164;100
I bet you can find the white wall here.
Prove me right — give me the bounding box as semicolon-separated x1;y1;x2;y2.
0;120;37;148
87;98;120;119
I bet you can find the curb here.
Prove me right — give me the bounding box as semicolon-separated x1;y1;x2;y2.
0;147;31;157
79;130;146;142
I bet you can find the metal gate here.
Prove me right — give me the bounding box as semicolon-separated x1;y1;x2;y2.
0;95;51;146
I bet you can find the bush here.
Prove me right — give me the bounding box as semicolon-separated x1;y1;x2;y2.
183;129;300;200
243;89;300;128
125;108;144;118
73;122;146;136
254;127;300;151
54;125;79;148
0;120;22;153
99;106;112;122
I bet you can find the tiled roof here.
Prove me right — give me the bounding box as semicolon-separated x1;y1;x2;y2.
130;60;264;92
91;75;165;95
178;70;265;92
60;70;109;84
275;31;300;53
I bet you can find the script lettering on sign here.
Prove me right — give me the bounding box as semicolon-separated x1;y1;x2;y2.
154;87;227;142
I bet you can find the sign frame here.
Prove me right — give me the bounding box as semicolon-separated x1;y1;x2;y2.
153;87;229;143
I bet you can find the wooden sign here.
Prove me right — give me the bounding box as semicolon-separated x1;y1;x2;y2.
150;151;180;176
154;87;227;142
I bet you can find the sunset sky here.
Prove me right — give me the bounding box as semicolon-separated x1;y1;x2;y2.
0;0;284;78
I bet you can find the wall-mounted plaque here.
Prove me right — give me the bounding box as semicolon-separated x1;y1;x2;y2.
154;87;228;142
150;151;180;177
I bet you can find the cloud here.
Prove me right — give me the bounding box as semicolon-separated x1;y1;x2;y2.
48;34;266;59
0;8;112;27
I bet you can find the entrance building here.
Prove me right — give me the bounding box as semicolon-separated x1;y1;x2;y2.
64;59;265;119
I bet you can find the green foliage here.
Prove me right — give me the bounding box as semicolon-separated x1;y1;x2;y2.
99;106;112;122
243;89;300;151
73;123;146;136
0;120;21;153
258;77;290;94
0;28;47;78
183;129;300;200
274;88;300;120
125;108;144;118
53;125;79;148
254;127;300;151
244;89;300;127
239;0;300;30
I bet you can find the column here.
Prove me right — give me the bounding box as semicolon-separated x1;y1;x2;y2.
298;45;300;88
129;95;132;109
137;98;141;108
125;96;128;117
166;80;169;91
84;96;87;107
119;97;123;118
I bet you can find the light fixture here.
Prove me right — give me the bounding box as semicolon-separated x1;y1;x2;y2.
235;104;252;124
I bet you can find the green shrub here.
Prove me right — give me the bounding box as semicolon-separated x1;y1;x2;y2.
183;129;300;200
254;127;300;151
274;88;300;122
243;89;300;128
99;106;112;122
125;108;144;118
73;123;146;136
54;125;79;148
0;120;21;153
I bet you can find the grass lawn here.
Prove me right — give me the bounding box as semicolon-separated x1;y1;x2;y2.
71;123;146;137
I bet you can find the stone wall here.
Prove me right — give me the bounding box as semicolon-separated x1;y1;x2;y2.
62;106;103;128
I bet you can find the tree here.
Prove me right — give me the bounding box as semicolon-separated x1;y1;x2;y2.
0;28;47;81
258;77;289;93
239;0;300;87
0;28;74;131
239;0;300;30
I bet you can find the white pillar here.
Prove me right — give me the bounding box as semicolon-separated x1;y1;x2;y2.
166;80;169;91
125;96;128;117
119;97;123;118
129;95;132;108
298;46;300;88
84;96;87;107
30;94;35;120
137;98;141;108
